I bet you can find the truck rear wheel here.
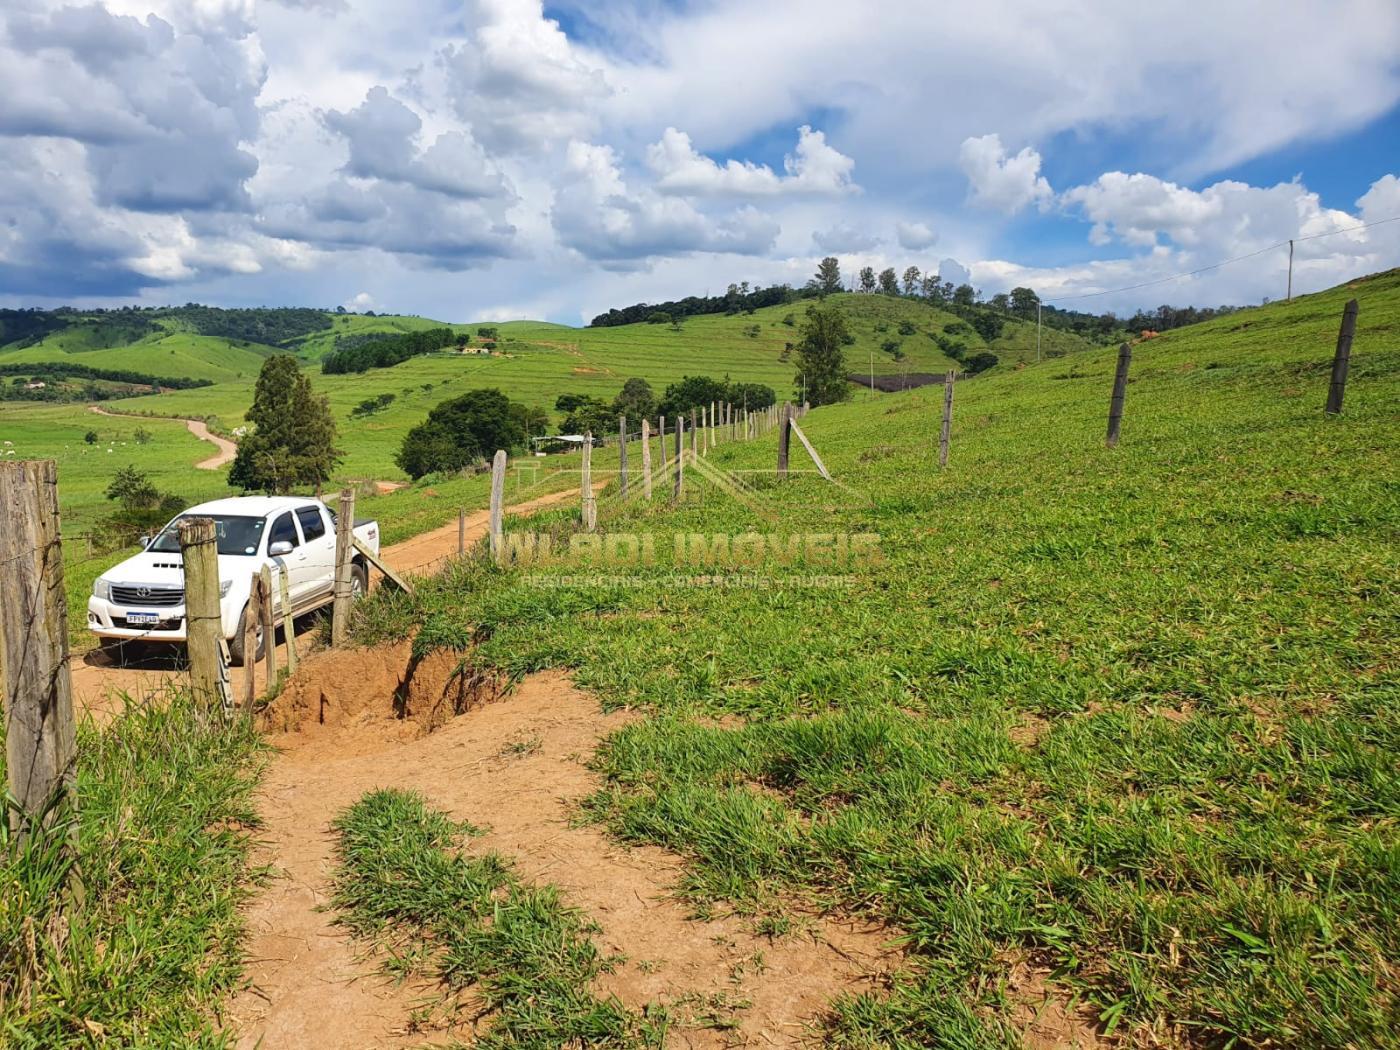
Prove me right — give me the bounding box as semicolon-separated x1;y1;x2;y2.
227;602;265;667
351;562;368;597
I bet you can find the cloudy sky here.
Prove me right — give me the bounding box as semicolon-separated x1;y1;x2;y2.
3;0;1399;323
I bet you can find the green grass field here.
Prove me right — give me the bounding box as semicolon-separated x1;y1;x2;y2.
343;270;1400;1046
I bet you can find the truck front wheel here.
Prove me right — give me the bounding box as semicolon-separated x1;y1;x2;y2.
227;602;265;667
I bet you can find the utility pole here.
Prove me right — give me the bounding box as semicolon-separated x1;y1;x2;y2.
1036;301;1042;362
1287;239;1294;301
869;352;874;398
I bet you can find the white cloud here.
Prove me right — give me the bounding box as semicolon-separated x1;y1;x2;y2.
812;222;879;252
958;133;1052;214
438;0;611;154
895;220;938;250
647;125;856;197
342;290;377;311
969;170;1400;310
552;140;779;264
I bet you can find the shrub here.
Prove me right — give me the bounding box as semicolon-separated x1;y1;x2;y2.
964;351;998;374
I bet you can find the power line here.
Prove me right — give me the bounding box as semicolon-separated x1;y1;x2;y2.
1041;213;1400;305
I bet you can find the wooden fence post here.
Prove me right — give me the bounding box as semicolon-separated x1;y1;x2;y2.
490;449;506;562
709;402;717;450
777;402;792;478
1326;298;1358;414
179;516;223;709
1106;343;1133;448
259;563;276;690
242;569;258;708
1;460;77;843
939;371;955;468
277;563;297;675
581;434;596;531
690;409;698;462
618;416;629;497
674;417;684;501
457;507;466;556
332;487;355;646
641;418;653;499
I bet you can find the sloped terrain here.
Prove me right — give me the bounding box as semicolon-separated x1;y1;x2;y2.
341;269;1400;1046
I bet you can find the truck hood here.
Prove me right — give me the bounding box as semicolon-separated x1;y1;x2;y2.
101;549;188;588
99;549;251;588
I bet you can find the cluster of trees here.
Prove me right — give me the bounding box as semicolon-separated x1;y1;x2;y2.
152;305;333;344
349;393;396;418
0;305;336;351
321;327;464;374
550;375;779;435
0;361;212;390
228;356;342;494
396;389;546;480
103;466;187;542
589;282;810;328
1122;303;1241;333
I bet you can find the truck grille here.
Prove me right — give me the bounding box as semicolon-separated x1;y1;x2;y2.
112;584;184;607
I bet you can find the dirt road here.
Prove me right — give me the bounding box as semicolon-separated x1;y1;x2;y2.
69;485;584;719
88;405;238;469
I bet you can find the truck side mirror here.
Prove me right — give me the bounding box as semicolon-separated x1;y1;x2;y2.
269;540;293;556
139;535;152;549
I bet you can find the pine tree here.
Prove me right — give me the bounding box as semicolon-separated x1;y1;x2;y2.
228;355;342;494
794;303;852;406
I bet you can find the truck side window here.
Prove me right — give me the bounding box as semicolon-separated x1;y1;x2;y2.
268;511;299;551
296;505;327;541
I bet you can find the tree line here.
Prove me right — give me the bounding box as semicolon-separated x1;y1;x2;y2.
588;283;814;328
320;327;465;374
0;362;213;389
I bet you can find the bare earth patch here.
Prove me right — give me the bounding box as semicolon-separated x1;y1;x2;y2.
232;647;902;1048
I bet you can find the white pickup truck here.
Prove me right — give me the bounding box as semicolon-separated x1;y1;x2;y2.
87;495;379;666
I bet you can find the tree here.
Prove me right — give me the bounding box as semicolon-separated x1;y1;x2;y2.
921;275;942;302
859;266;876;293
877;268;899;295
795;303;852;406
989;292;1010;313
396;388;526;479
612;377;656;423
560;396;614;436
658;375;729;418
105;466;160;511
902;266;921;296
952;283;977;306
811;256;842;297
228;355;342;494
133;426;152;445
84;430;98;445
555;393;592;412
1009;286;1041;318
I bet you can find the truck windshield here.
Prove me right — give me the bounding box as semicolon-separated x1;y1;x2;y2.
147;515;268;557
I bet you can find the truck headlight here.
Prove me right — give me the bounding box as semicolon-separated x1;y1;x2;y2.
219;579;232;598
93;579;111;601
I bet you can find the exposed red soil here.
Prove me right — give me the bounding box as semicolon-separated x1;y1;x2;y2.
232;647;902;1048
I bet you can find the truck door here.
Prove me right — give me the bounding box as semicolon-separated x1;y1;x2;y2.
294;504;336;607
265;510;305;611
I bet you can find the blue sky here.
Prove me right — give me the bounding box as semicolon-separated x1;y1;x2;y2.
1;0;1398;323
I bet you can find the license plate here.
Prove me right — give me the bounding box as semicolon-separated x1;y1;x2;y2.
125;611;160;626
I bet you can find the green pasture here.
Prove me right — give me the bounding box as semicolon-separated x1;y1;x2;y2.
346;270;1400;1045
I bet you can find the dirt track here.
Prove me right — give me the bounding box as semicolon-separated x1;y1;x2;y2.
70;485;583;719
231;655;901;1048
88;404;239;470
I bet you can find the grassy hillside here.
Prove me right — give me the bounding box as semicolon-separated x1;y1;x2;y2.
346;270;1400;1045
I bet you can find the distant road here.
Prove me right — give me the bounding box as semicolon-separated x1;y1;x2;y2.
88;405;237;470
